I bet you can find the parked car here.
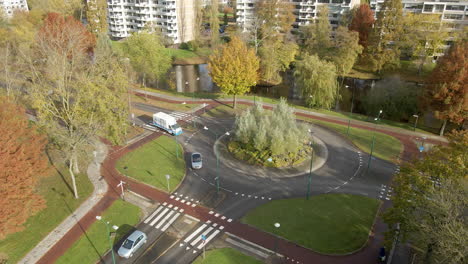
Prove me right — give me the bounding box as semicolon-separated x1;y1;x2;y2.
191;152;203;169
118;230;147;258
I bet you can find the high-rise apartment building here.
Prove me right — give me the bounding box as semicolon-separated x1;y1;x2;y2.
370;0;467;33
236;0;360;32
107;0;196;43
0;0;28;17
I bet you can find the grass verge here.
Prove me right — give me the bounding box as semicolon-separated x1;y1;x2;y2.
116;135;185;192
202;103;250;118
242;194;380;255
298;116;402;162
0;167;93;263
193;248;262;264
143;87;436;135
132;94;199;112
56;200;141;264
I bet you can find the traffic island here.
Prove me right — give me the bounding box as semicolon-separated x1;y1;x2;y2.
241;194;381;255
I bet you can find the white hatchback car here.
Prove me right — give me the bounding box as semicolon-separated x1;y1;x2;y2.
117;230;147;258
191;152;203;169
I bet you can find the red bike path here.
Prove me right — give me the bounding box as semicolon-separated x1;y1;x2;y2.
36;97;443;264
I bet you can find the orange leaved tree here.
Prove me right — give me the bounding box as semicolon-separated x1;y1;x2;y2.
0;98;49;239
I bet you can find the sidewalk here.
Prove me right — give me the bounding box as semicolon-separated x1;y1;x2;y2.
19;140;109;264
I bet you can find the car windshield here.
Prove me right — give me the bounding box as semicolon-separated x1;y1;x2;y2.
122;239;134;249
192;154;202;162
171;124;180;130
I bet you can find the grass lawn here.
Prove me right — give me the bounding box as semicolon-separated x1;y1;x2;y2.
132;94;199;112
299;116;403;162
56;200;141;264
203;103;250;118
242;194;380;255
116;135;185;192
0;168;93;263
193;248;262;264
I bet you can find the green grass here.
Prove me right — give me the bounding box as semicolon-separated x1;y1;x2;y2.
0;168;93;263
133;94;199;112
116;135;185;192
56;200;141;264
166;48;200;59
202;103;250;118
193;248;262;264
299;116;403;162
242;194;380;255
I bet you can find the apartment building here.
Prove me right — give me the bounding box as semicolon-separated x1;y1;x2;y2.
236;0;360;32
107;0;196;43
0;0;28;17
370;0;467;32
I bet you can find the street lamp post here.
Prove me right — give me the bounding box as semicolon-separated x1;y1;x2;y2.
274;222;280;255
307;129;314;200
96;216;119;264
412;114;419;132
367;110;383;171
203;126;230;193
193;78;200;128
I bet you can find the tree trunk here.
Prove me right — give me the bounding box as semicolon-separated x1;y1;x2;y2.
439;119;447;136
69;157;79;199
418;54;427;76
73;154;80;174
233;94;237;109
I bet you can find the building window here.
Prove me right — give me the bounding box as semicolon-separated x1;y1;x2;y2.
423;5;433;12
446;5;465;11
443;14;463;20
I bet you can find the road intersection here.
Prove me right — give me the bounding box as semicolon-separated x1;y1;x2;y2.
36;94;436;264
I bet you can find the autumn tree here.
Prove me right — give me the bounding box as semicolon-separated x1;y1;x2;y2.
303;5;331;58
85;0;108;34
0;97;49;239
210;0;220;46
349;4;375;48
27;13;129;199
208;36;259;108
383;131;468;264
28;0;84;18
424;41;467;136
252;0;297;85
124;31;172;88
401;13;448;74
365;0;403;72
294;53;338;109
330;26;363;78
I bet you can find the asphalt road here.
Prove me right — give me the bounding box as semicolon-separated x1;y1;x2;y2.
104;102;398;264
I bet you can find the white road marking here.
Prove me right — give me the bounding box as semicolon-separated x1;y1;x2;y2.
184;222;210;243
227;219;232;222
161;213;181;231
196;230;220;250
144;207;163;224
175;197;180;201
150;208;169;226
191;227;214;246
156;210;175;229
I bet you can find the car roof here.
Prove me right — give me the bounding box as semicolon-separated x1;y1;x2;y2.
127;230;145;241
192;152;201;156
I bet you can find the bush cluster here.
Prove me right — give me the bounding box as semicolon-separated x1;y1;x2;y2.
233;98;310;164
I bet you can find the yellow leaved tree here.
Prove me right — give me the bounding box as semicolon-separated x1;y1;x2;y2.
208;36;259;108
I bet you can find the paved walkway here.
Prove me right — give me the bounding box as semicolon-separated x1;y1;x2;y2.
30;92;448;264
19;140;109;264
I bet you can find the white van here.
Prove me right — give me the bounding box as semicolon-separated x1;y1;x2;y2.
152;112;183;135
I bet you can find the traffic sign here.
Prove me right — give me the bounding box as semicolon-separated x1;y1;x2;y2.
201;234;206;241
419;146;424;152
166;174;171;180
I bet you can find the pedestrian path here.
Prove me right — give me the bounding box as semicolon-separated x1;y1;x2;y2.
179;220;224;254
169;111;199;122
143;202;183;232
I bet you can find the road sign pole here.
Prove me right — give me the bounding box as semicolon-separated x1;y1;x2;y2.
165;175;171;193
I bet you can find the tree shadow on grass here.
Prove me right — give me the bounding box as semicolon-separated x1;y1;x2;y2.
45;148;74;197
50;188;101;262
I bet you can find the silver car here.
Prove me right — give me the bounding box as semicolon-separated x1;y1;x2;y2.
191;152;202;169
117;230;147;258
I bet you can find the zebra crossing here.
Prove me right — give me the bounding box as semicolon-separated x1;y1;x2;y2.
169;111;199;122
143;202;183;232
179;220;224;254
